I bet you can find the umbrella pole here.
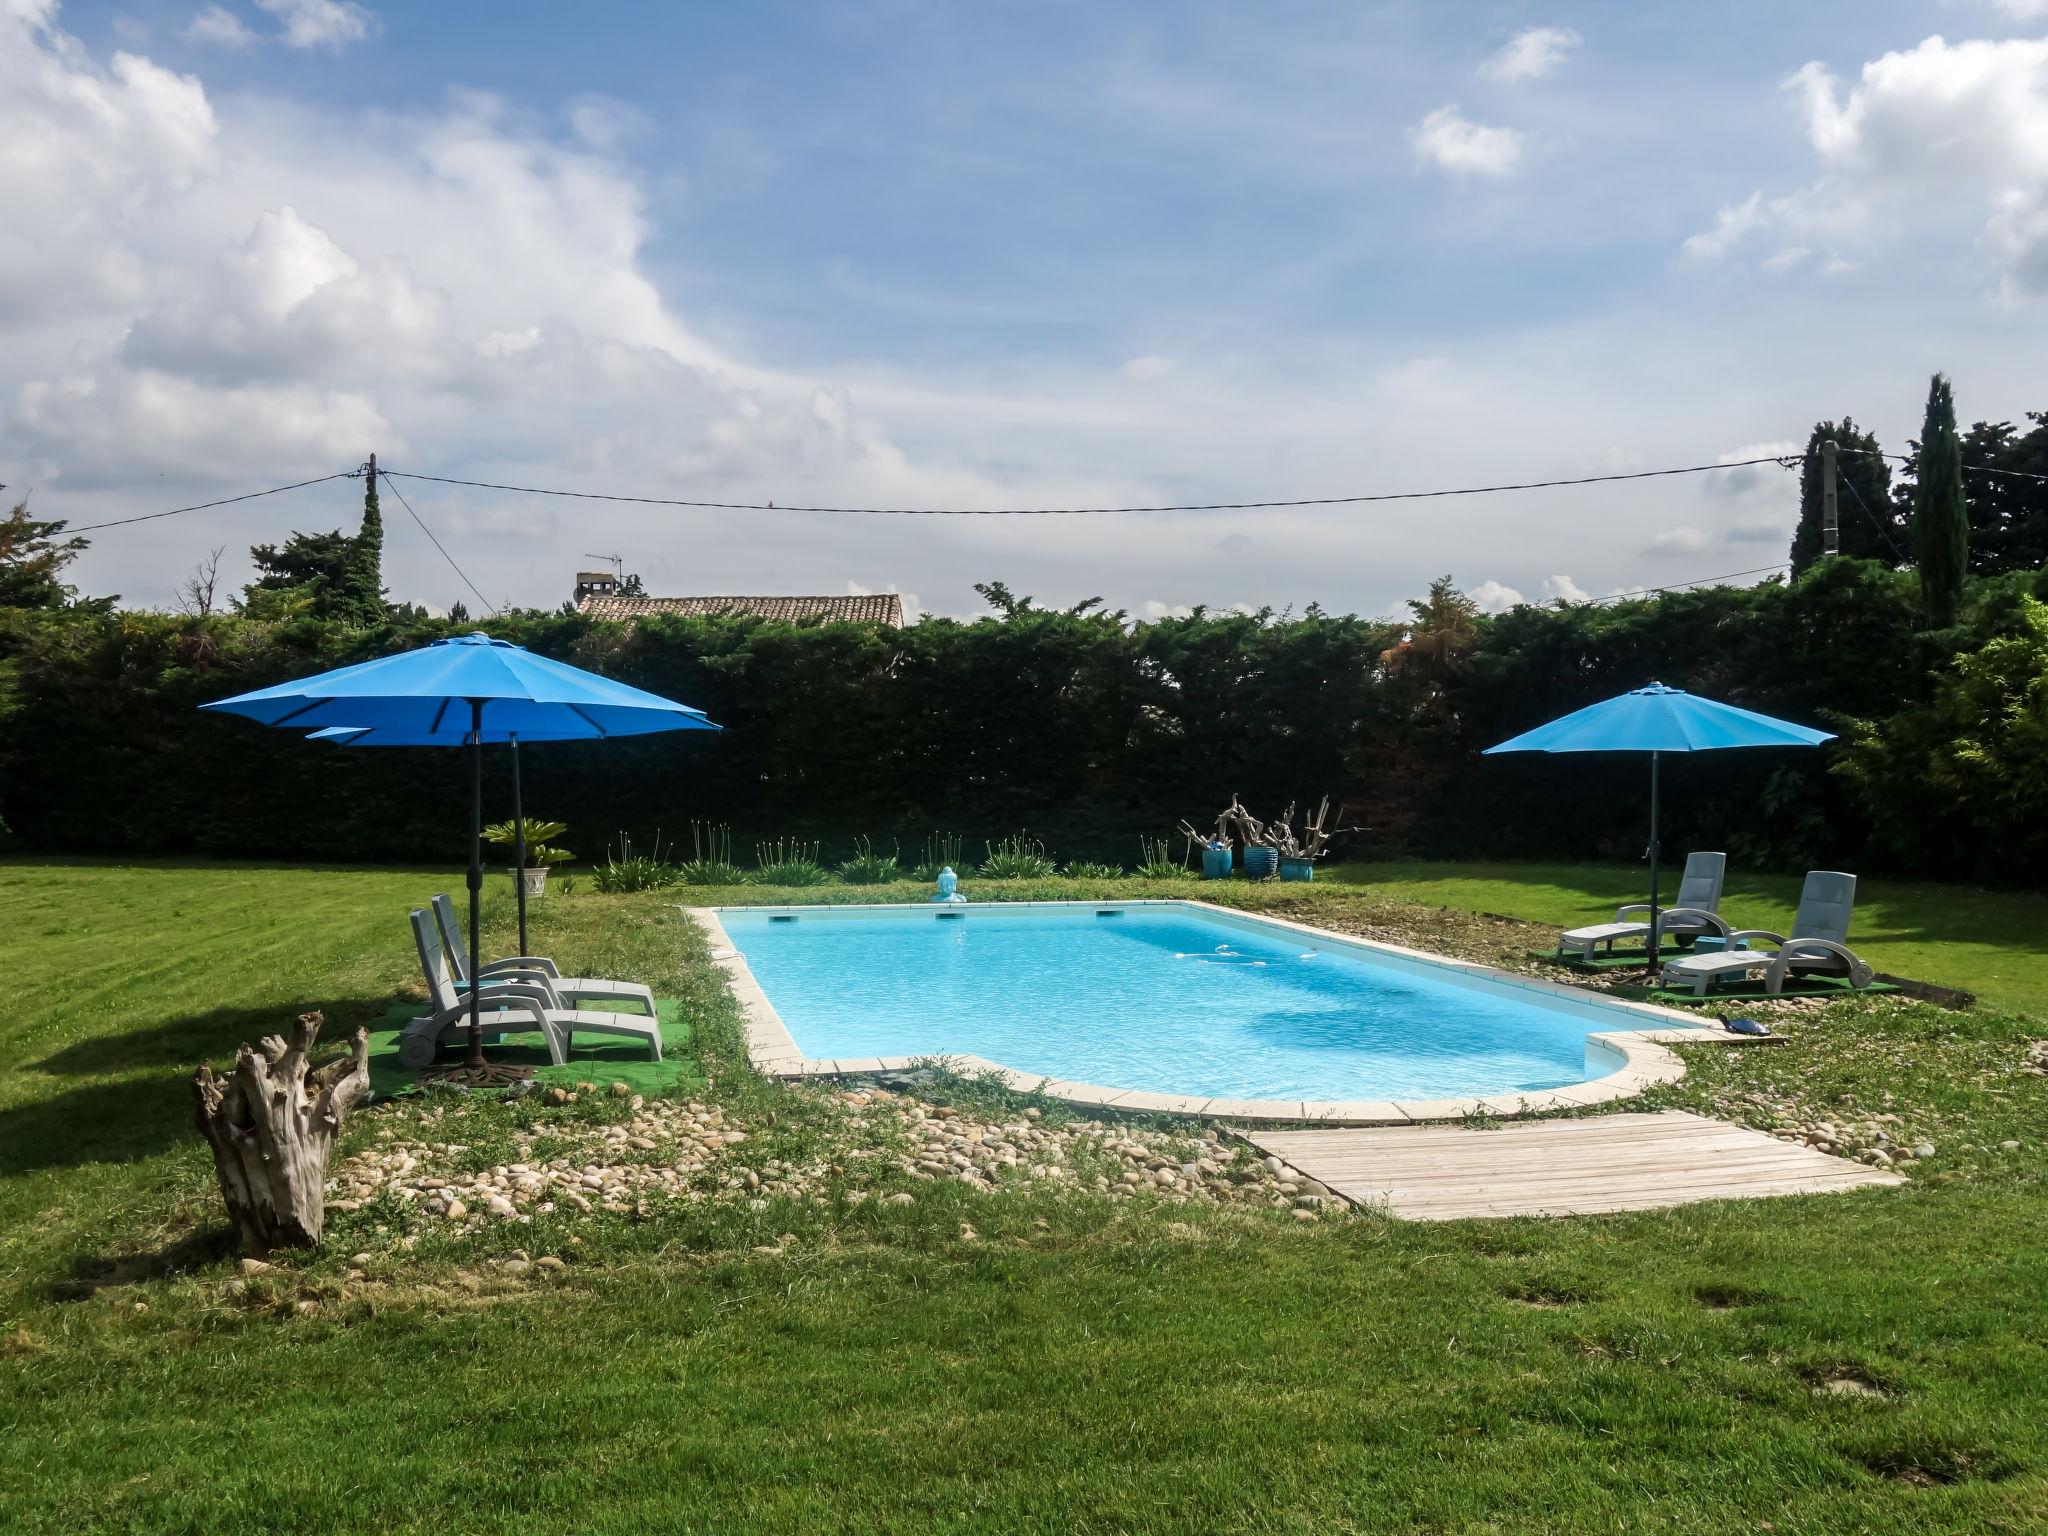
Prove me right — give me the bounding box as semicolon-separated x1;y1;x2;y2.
511;734;528;959
1646;751;1662;977
466;699;486;1068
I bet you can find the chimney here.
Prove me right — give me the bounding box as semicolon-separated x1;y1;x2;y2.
574;569;617;605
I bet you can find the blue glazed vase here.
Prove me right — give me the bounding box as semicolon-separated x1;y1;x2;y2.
1279;857;1314;883
1201;846;1233;880
1241;846;1279;881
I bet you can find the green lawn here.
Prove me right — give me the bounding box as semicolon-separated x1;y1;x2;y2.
1327;860;2048;1015
2;859;2045;1534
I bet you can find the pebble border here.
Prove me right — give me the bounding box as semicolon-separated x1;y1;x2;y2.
686;899;1773;1128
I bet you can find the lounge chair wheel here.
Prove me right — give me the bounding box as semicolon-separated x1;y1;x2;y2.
397;1028;439;1070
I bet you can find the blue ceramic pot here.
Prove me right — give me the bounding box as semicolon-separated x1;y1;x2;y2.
1241;846;1279;881
1201;846;1233;880
1279;857;1314;883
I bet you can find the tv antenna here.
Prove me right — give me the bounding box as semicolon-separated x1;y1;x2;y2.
584;552;626;583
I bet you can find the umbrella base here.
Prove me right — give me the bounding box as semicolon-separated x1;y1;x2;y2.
418;1062;537;1090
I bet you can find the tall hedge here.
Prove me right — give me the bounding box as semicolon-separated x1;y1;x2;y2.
3;561;2043;881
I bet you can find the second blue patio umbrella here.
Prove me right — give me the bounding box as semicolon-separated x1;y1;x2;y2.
204;633;719;1073
1483;683;1833;970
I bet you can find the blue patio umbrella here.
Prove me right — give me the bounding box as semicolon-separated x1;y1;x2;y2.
204;633;719;1072
1483;683;1833;969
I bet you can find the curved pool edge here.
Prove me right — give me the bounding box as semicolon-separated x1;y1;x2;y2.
685;899;1771;1127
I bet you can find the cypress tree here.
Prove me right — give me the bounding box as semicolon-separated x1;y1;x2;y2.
1911;374;1969;628
341;457;386;623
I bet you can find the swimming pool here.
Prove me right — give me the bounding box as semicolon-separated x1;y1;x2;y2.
708;901;1703;1115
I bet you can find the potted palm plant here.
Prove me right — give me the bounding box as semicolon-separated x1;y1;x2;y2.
482;819;574;897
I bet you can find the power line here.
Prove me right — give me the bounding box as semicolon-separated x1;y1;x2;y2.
381;475;497;616
1831;464;1908;563
1587;563;1791;605
1838;444;2048;485
377;454;1800;516
63;472;361;533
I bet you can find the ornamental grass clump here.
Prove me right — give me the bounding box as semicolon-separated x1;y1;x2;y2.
1134;835;1191;880
755;837;833;887
910;832;963;883
1064;861;1123;880
839;836;903;885
591;831;682;892
980;832;1057;880
680;820;749;886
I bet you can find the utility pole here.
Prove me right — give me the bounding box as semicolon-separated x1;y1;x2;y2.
1821;438;1839;558
365;451;377;501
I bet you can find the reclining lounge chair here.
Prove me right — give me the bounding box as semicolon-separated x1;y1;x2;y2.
1558;851;1731;961
431;892;656;1015
397;908;663;1069
1659;870;1874;997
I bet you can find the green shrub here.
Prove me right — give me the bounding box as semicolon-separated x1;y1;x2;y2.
680;819;749;885
1134;834;1191;881
1063;861;1123;880
755;836;833;887
591;831;681;892
980;831;1057;879
840;836;903;885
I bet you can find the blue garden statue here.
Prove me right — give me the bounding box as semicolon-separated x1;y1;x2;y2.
933;866;967;904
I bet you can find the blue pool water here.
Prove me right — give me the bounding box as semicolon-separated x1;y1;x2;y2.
719;904;1675;1102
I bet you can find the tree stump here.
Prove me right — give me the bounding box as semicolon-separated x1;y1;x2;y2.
192;1011;371;1257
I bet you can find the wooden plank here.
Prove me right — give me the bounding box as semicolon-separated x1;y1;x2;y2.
1241;1110;1904;1221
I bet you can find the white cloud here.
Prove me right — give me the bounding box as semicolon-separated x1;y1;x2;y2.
1410;106;1525;177
187;5;256;48
1708;440;1799;497
1648;526;1709;556
1480;26;1580;85
1688;35;2048;297
1140;598;1194;621
1470;579;1524;612
253;0;375;51
1121;354;1176;382
1683;190;1766;260
1542;574;1591;604
1984;1;2048;20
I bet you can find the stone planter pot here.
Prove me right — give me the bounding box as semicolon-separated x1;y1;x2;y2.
1241;846;1279;881
1200;846;1234;880
1279;857;1315;883
508;866;549;898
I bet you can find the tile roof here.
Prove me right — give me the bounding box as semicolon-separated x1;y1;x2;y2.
577;592;905;627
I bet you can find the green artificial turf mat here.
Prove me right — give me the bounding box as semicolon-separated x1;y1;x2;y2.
366;997;697;1097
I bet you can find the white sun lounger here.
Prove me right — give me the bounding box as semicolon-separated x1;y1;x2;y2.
1558;852;1731;961
431;892;656;1015
1659;870;1874;997
396;909;663;1070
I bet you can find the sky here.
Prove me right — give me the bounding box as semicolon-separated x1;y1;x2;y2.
7;0;2048;621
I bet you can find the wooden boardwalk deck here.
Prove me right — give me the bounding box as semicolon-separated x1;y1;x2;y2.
1244;1111;1905;1221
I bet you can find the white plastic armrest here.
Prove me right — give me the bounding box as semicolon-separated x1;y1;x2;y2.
1656;907;1732;938
473;966;553;988
1613;904;1653;921
1724;929;1786;949
471;978;565;1013
1774;939;1873;986
480;955;562;979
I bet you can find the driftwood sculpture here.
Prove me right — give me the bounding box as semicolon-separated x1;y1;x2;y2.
192;1011;370;1256
1179;794;1346;860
